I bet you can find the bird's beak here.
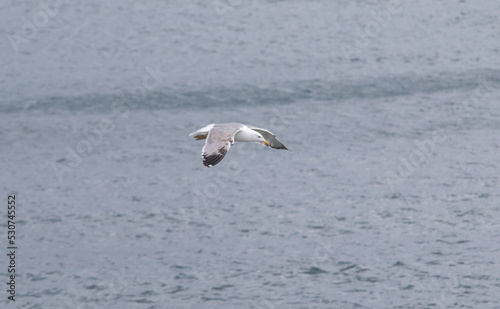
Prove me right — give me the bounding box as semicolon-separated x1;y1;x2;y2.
263;140;270;146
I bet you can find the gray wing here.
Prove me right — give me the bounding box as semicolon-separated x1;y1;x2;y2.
247;125;288;150
201;125;240;167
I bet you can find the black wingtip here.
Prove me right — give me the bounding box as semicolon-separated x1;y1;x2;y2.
272;144;289;151
203;153;225;167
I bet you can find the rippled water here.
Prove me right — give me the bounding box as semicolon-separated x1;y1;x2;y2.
1;1;500;308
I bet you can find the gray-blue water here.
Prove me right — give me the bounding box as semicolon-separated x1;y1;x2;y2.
1;1;500;308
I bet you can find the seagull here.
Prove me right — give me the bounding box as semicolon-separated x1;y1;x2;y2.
190;123;288;167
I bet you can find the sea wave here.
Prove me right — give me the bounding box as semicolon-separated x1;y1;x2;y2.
3;69;499;114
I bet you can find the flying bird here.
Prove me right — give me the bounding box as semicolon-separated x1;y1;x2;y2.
190;123;288;167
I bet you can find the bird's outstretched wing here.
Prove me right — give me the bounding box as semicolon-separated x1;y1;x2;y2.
247;125;288;150
189;124;214;140
201;125;240;167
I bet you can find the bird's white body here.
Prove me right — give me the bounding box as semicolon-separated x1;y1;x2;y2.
234;126;263;142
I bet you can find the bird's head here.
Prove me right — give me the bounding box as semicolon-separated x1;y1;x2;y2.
254;133;270;146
